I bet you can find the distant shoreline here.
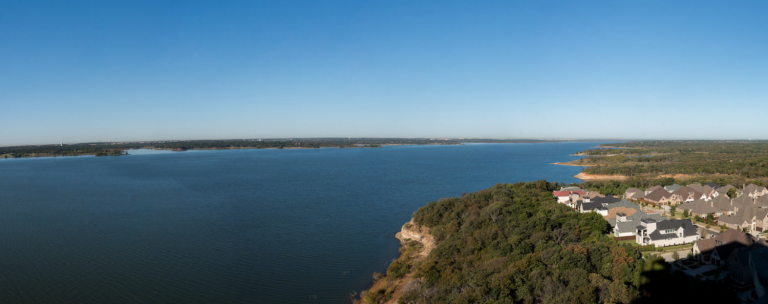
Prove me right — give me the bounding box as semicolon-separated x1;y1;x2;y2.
550;162;594;167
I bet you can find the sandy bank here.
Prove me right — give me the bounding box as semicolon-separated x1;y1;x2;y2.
574;172;628;181
550;162;595;167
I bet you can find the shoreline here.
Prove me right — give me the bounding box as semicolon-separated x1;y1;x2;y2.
573;172;629;181
550;162;594;167
359;219;434;304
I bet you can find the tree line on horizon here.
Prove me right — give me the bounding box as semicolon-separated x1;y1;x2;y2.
0;138;567;158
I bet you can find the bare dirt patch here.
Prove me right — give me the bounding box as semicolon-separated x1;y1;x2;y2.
574;172;628;181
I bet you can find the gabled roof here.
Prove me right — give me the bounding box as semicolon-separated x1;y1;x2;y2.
583;191;605;199
695;229;757;256
705;182;720;189
648;219;697;240
710;229;758;261
702;185;715;196
756;196;768;208
672;186;704;200
717;184;735;194
624;188;644;199
579;201;604;211
644;188;671;202
615;211;664;232
696;238;717;255
603;200;642;220
688;183;705;193
591;195;620;205
645;185;663;193
719;214;748;225
740;184;768;196
678;199;719;215
560;186;586;192
733;194;755;209
664;184;683;192
712;195;734;212
553;190;586;197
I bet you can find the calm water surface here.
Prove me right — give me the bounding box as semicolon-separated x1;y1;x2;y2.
0;143;601;303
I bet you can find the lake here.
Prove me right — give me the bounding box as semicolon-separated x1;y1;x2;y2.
0;142;600;303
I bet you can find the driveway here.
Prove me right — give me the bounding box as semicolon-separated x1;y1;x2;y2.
661;250;692;262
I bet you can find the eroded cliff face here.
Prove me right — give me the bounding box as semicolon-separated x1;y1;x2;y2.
378;220;434;304
395;220;435;259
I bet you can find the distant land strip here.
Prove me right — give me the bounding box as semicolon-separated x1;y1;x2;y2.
555;140;768;185
0;138;579;158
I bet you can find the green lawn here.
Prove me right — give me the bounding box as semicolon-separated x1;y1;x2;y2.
660;243;693;251
616;239;637;245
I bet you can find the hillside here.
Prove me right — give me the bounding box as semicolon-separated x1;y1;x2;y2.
359;181;738;304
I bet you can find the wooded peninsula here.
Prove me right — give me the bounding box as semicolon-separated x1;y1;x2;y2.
0;138;567;158
357;181;739;304
560;140;768;186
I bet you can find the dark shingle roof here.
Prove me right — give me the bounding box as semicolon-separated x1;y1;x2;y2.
717;184;735;194
648;219;697;240
712;195;734;212
644;188;671;202
672;186;704;201
706;182;720;188
688;183;705;193
591;195;620;205
678;199;719;215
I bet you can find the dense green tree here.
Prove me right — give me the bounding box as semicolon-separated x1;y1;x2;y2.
391;182;739;304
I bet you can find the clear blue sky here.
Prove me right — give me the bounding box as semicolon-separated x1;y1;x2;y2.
2;1;767;145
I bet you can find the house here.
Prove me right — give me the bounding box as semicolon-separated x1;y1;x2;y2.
702;185;716;198
577;196;621;214
688;183;705;194
692;229;756;266
636;218;699;247
623;188;645;200
582;191;605;200
714;184;736;198
751;247;768;298
740;184;768;199
612;211;664;238
664;184;683;193
733;194;756;213
727;240;768;286
757;196;768;208
718;207;768;233
553;190;586;204
645;185;663;195
670;186;705;204
644;188;673;205
603;199;641;222
560;186;586;192
677;199;720;218
711;195;735;217
705;182;720;189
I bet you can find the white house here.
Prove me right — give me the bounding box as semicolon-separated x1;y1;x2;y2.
636;219;699;247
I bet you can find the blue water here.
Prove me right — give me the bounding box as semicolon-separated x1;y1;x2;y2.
0;143;599;304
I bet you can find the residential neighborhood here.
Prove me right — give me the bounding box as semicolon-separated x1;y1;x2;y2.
554;182;768;303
